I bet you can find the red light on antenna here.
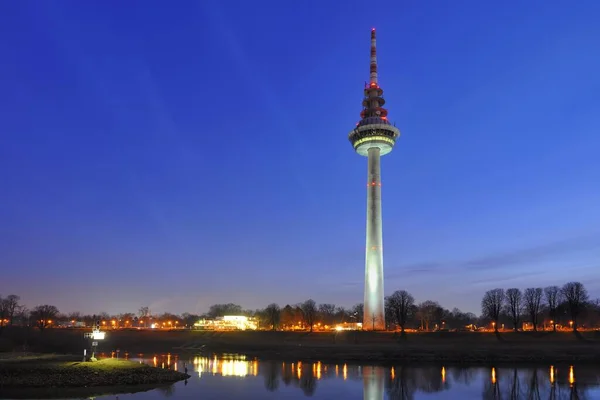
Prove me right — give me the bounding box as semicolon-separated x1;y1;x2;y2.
371;28;376;31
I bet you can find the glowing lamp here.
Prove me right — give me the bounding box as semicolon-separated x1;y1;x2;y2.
92;331;106;340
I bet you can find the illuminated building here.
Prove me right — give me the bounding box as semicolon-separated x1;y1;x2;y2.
348;29;400;330
193;315;257;331
334;322;363;331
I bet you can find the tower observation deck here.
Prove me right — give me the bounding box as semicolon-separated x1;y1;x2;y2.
348;29;400;330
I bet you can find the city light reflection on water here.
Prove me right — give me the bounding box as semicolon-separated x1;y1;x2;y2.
87;354;600;399
193;354;259;377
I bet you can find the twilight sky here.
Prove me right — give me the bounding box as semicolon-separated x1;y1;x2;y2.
1;1;599;316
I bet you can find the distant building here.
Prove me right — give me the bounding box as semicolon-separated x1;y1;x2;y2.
334;322;363;331
194;315;257;331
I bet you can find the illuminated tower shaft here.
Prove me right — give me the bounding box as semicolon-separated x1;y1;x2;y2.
348;29;400;330
364;147;384;329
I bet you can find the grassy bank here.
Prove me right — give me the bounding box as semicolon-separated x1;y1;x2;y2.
0;355;190;391
182;330;600;365
2;327;600;364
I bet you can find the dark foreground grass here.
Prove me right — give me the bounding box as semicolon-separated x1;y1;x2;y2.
0;356;190;392
2;327;600;365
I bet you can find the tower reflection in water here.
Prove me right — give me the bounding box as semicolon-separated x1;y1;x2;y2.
363;366;384;400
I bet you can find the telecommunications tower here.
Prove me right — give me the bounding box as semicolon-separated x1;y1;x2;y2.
348;29;400;330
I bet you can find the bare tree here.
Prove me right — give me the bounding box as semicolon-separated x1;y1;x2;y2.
0;295;21;331
385;290;415;334
280;305;297;328
264;303;281;331
300;300;317;332
561;282;589;331
14;307;29;327
481;289;504;332
505;288;523;331
523;288;543;331
0;297;7;330
68;312;81;322
4;295;21;325
544;286;562;332
318;303;336;325
351;303;364;324
31;305;59;331
416;300;446;331
138;306;150;328
334;306;348;324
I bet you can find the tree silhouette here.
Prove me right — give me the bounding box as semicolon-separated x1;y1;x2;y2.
280;305;297;329
561;282;589;331
386;290;414;335
318;303;336;325
386;365;416;400
416;300;443;331
544;286;562;332
299;363;317;396
263;360;280;392
505;288;523;331
482;289;504;332
526;368;541;400
264;303;281;331
2;295;21;326
207;303;242;318
138;306;150;328
300;300;317;332
30;305;59;331
351;303;364;323
523;288;543;331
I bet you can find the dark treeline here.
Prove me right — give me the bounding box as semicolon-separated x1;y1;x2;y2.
1;281;598;332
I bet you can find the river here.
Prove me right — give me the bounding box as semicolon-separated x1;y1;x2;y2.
12;353;600;399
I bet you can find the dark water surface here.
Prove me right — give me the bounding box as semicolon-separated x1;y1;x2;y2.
10;354;600;399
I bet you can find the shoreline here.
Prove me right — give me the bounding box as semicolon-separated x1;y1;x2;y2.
2;328;600;366
188;342;600;366
170;330;600;365
0;355;190;392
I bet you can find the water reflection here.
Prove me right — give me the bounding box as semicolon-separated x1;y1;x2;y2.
481;365;594;400
193;354;259;377
363;366;384;400
127;354;600;399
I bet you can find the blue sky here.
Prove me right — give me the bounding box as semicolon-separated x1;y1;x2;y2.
1;1;599;315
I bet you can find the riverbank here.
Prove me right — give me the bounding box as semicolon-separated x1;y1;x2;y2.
187;330;600;365
2;327;600;365
0;354;190;391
